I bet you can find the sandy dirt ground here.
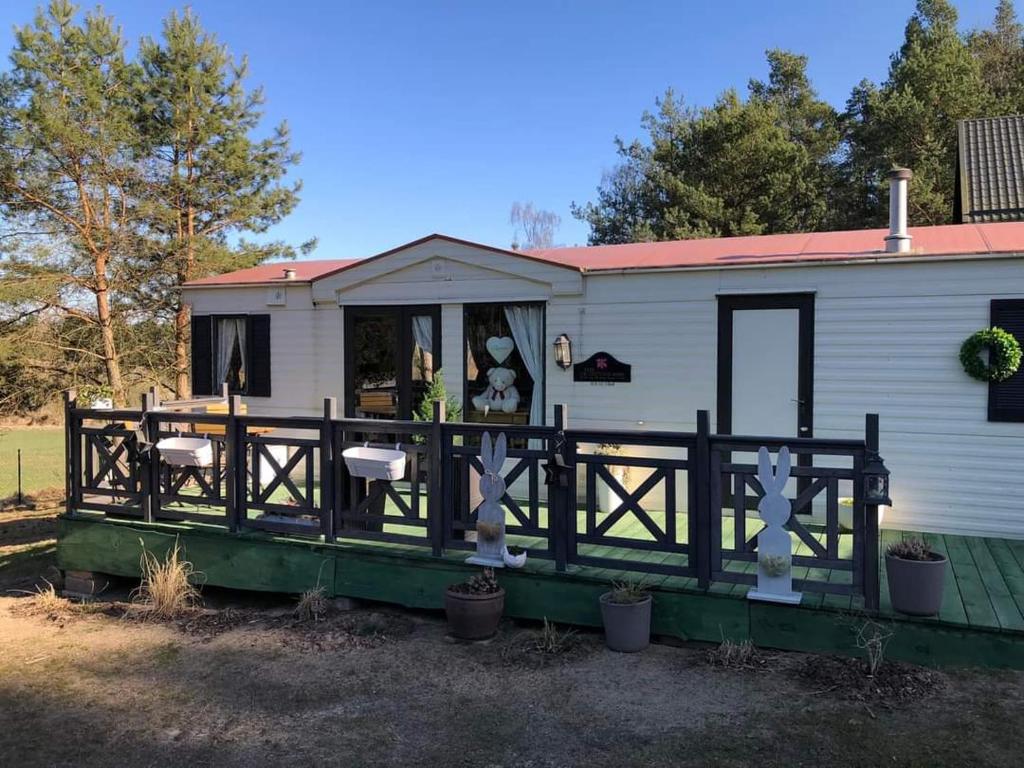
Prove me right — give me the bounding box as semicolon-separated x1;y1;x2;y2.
2;508;1024;768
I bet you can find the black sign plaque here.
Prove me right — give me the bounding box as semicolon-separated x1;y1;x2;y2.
573;351;632;383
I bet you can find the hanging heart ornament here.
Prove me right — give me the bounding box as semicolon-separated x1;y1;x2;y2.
485;336;515;364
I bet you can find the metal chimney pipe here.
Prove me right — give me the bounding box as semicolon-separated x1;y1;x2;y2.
282;268;297;280
884;168;913;254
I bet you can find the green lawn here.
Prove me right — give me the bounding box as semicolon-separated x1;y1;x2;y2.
0;427;64;499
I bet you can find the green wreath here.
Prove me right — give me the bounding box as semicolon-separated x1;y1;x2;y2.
959;327;1022;382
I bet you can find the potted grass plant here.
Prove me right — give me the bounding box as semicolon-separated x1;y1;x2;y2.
886;537;947;616
444;568;505;640
599;579;652;652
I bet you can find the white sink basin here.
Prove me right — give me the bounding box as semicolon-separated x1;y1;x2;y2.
342;445;406;481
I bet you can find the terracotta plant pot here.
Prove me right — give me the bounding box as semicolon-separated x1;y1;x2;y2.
444;588;505;640
599;593;652;652
886;553;947;616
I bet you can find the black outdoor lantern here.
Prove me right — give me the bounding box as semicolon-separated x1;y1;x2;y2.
553;333;573;369
863;450;892;506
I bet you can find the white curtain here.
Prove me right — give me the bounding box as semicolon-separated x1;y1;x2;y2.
234;319;247;388
216;318;246;388
504;304;544;426
411;315;432;356
411;315;433;381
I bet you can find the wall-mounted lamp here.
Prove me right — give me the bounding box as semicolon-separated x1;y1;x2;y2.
863;450;892;507
553;334;573;369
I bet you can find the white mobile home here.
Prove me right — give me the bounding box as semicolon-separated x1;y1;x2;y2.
182;182;1024;539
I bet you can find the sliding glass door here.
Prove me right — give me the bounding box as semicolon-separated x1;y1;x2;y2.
344;306;441;420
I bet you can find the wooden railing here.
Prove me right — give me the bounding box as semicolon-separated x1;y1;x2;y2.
64;391;881;609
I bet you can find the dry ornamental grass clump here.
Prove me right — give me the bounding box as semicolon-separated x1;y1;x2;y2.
130;539;201;619
294;586;329;622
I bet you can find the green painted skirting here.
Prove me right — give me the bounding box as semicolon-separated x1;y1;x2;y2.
57;514;1024;669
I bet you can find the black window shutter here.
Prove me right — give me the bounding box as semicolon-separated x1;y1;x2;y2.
989;299;1024;422
190;315;213;396
248;314;272;397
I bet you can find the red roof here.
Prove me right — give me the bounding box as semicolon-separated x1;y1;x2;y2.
527;223;1024;271
185;259;360;286
183;222;1024;287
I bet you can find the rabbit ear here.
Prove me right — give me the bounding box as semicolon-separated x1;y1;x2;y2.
492;432;507;469
757;447;774;492
480;432;493;471
774;446;791;491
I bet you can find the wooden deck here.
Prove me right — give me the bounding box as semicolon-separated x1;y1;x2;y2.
151;484;1024;636
57;509;1024;669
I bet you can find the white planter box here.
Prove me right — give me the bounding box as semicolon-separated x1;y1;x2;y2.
342;445;407;481
156;436;214;468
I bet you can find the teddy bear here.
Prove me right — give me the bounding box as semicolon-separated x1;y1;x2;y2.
471;366;521;416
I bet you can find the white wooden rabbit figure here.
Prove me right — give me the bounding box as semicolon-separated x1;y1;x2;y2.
747;446;803;605
466;431;508;567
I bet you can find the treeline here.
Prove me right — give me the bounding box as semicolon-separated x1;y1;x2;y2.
573;0;1024;244
0;1;310;410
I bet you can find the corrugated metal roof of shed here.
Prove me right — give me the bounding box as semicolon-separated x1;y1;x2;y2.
956;116;1024;223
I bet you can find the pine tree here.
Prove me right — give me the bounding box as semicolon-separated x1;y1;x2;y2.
968;0;1024;114
136;9;311;397
842;0;992;225
573;50;840;243
0;0;143;404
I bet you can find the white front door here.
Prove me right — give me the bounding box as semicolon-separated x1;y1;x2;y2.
718;294;813;439
732;308;801;436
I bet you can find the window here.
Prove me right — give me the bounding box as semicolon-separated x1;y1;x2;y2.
191;314;272;397
463;303;544;426
989;299;1024;422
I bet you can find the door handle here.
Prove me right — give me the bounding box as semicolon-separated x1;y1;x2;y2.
799;426;809;433
791;398;805;405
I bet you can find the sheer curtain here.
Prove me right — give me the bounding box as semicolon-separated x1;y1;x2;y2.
504;304;544;426
411;315;433;381
216;318;246;389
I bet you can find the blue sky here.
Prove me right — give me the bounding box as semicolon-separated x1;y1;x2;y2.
0;1;1001;258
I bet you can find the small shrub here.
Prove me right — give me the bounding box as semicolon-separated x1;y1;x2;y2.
449;568;501;595
855;618;893;677
886;538;933;561
606;578;649;604
707;638;763;669
131;538;201;619
536;618;577;654
18;580;73;619
295;585;329;622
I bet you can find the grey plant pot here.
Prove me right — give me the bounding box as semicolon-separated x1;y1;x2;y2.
599;593;652;652
885;553;947;616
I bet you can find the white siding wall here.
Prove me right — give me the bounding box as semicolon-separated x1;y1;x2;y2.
185;252;1024;538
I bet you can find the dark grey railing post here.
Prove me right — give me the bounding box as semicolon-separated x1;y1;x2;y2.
321;397;337;542
863;413;881;611
553;403;569;572
64;388;77;516
141;391;156;523
429;398;446;556
695;409;712;589
225;394;241;532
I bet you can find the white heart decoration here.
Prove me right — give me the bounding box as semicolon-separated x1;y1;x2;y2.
485;336;515;364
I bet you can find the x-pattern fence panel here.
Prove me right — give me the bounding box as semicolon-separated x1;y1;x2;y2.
566;430;697;577
72;414;144;517
442;422;558;557
332;419;434;548
709;436;867;597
